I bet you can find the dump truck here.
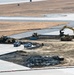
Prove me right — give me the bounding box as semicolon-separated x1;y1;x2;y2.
60;25;73;41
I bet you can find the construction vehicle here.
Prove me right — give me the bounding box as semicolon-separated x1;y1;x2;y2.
24;42;43;49
30;33;39;40
13;41;21;47
60;25;74;41
0;35;16;44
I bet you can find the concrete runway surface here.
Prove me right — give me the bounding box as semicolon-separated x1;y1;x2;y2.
0;14;74;22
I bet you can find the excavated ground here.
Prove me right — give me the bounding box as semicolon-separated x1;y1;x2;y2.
0;39;74;68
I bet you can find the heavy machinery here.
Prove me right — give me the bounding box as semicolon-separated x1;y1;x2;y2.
0;35;16;44
13;41;21;47
24;42;44;49
60;25;74;41
30;33;39;40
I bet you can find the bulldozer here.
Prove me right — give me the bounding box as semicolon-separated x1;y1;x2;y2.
59;25;74;41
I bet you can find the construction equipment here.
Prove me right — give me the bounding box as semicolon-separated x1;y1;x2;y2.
14;41;21;47
0;35;16;44
60;25;73;41
30;33;39;40
24;42;43;49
